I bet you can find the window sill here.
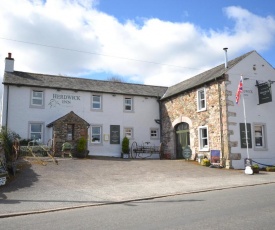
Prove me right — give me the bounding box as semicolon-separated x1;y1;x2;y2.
197;108;206;112
199;148;209;152
254;147;268;151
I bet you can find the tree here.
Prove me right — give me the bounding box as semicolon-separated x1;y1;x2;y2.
107;76;125;83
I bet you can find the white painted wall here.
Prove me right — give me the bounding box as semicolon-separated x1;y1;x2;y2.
2;85;161;157
227;51;275;169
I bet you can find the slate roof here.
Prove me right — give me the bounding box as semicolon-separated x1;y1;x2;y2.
3;71;168;98
47;111;90;127
161;50;255;100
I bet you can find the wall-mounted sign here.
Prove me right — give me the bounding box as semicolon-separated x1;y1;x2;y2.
48;93;81;108
257;82;272;104
182;146;192;159
110;125;120;144
240;123;252;148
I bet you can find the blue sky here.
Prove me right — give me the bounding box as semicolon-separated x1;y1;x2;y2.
0;0;275;87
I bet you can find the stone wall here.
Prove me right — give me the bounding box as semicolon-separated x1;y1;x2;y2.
51;111;88;155
161;79;230;162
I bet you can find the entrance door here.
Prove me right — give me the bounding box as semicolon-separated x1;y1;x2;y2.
175;122;190;159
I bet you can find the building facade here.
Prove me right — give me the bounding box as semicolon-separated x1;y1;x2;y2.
1;51;275;168
1;53;167;158
161;51;275;169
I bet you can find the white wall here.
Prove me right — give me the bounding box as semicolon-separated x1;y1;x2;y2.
227;51;275;169
3;86;161;157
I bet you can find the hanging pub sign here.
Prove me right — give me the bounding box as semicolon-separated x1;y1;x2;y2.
110;125;120;144
257;81;272;104
239;123;252;148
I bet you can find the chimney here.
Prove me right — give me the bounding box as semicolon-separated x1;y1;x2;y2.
5;52;14;72
223;48;228;69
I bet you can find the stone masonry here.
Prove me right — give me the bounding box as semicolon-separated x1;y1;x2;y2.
161;79;230;165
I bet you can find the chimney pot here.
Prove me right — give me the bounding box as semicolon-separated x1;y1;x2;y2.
5;52;14;72
223;48;228;69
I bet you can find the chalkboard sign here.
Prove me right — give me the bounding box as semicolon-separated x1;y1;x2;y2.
258;82;272;104
239;123;252;148
110;125;120;144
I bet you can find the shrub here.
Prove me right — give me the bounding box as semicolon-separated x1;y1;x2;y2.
266;166;275;172
122;136;130;154
77;137;87;153
73;137;88;158
0;127;20;162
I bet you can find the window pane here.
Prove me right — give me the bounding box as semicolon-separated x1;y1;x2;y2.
199;127;208;149
255;125;264;147
92;126;101;143
30;124;42;142
32;91;43;105
125;128;132;138
31;124;42;132
92;95;101;109
125;98;132;110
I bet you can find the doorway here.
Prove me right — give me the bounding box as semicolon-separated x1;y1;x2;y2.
175;122;190;159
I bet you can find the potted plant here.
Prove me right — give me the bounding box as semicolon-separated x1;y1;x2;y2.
251;164;260;174
74;137;88;158
201;158;211;166
121;136;130;158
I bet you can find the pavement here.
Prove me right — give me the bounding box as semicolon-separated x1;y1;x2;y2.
1;156;275;218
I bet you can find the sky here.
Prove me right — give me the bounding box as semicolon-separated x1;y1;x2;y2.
0;0;275;89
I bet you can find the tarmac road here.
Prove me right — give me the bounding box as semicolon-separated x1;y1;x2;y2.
1;156;275;217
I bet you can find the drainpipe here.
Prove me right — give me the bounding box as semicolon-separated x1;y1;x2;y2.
217;80;224;167
157;97;163;143
5;85;10;129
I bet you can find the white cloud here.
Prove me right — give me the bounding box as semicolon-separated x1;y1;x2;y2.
0;1;275;89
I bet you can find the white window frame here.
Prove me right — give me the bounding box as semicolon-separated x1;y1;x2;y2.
124;127;134;139
198;126;209;151
124;96;133;112
29;122;44;143
150;128;159;140
91;125;102;144
197;88;206;111
30;89;44;108
91;94;102;111
253;123;267;150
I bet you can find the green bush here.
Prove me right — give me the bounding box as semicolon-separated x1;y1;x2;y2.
122;136;130;154
0;127;20;162
73;137;88;158
77;137;87;153
266;166;275;172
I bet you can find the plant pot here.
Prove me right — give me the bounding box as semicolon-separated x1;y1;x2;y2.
121;152;129;159
252;168;259;174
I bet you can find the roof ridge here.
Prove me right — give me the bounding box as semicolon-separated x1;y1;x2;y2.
12;70;167;88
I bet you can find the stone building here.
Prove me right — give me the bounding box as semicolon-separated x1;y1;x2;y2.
47;111;90;155
160;50;275;169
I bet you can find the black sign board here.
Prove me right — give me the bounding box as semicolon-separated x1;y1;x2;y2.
240;123;252;148
257;82;272;104
110;125;120;144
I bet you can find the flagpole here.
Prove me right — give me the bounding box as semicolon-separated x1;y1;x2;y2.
241;75;250;159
